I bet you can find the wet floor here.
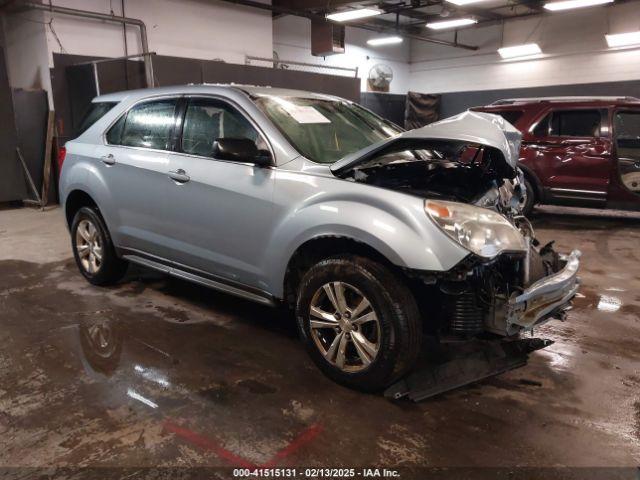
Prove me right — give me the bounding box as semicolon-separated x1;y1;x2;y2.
0;206;638;474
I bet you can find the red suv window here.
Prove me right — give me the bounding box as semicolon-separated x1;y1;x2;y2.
493;110;523;126
550;109;602;137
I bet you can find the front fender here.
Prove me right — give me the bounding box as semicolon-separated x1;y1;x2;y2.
264;178;468;297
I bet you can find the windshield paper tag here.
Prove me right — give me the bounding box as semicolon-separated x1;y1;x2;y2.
286;106;331;124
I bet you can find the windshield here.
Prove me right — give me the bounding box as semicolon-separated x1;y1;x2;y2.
254;95;403;164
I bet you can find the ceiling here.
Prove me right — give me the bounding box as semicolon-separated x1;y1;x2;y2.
269;0;636;50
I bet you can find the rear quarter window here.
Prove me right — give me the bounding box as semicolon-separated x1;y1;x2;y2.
76;102;118;137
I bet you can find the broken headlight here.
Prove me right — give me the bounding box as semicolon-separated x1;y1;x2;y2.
425;199;528;259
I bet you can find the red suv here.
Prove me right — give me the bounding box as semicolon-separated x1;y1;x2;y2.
473;97;640;215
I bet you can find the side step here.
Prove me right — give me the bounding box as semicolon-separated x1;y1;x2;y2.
385;338;553;402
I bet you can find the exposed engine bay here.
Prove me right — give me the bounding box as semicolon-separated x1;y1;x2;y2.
339;138;527;220
334;130;576;340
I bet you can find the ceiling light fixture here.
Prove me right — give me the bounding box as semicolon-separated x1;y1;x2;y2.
367;36;404;46
326;8;382;22
498;43;542;59
543;0;613;11
426;18;477;30
605;31;640;48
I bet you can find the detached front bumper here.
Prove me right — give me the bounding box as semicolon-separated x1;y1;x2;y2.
507;249;581;329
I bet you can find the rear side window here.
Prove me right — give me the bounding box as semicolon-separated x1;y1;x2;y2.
107;99;178;150
550;110;601;137
494;110;523;126
77;102;117;136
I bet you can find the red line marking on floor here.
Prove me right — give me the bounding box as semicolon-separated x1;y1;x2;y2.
163;419;323;468
163;420;257;468
261;423;323;468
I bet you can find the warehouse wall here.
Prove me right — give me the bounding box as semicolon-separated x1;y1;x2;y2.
42;0;273;65
273;15;411;95
2;10;51;97
1;0;273;105
409;2;640;94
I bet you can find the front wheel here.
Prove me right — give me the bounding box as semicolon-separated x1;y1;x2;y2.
295;256;422;392
521;178;536;217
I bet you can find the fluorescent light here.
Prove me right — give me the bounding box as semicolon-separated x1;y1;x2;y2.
498;43;542;59
606;31;640;48
445;0;490;4
326;8;381;22
544;0;613;10
426;18;477;30
367;36;403;46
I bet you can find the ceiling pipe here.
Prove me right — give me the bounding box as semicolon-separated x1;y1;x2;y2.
20;1;155;87
218;0;478;50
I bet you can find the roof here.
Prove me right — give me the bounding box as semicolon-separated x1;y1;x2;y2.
490;96;640;106
92;83;346;103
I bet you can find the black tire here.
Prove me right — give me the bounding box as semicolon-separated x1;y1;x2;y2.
71;206;128;286
522;178;536;217
295;255;422;392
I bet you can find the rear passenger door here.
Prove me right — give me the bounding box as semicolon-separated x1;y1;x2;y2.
163;96;275;291
527;108;611;206
94;97;180;256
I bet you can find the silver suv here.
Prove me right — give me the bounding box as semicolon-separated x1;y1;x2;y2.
60;85;580;391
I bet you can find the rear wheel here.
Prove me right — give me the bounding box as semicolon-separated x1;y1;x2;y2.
71;207;128;286
295;256;422;391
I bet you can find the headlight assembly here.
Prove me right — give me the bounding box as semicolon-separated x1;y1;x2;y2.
425;199;528;259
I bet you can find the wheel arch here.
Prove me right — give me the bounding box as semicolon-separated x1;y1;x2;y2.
282;235;402;310
519;164;543;203
65;189;99;228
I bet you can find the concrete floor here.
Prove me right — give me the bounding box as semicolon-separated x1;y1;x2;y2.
1;205;639;474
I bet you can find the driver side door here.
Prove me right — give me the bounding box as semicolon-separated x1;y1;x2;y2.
163;96;276;292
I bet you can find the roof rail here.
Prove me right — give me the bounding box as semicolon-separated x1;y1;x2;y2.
491;96;640;105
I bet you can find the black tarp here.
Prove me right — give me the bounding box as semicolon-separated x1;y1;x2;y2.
404;91;440;130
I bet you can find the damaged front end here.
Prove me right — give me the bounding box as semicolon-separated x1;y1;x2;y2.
333;111;580;338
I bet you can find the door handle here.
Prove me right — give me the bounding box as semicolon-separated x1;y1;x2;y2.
168;169;190;183
101;154;116;165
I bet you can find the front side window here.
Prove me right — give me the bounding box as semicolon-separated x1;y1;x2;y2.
254;95;402;164
107;98;178;150
181;98;263;158
494;110;523;127
550;110;602;137
532;113;550;137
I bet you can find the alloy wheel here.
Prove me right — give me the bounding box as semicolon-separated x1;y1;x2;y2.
75;219;103;275
309;282;381;372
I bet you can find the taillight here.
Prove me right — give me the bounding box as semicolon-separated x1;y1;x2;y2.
57;146;67;175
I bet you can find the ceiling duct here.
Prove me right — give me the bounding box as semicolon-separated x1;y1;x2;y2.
311;20;345;56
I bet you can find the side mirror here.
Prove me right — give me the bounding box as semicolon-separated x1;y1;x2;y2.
213;138;272;167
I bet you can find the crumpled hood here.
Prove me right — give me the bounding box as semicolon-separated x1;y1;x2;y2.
331;111;522;175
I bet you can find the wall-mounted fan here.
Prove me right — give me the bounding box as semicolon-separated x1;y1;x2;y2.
368;63;393;92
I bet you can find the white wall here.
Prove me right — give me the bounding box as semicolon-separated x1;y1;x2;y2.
409;2;640;94
42;0;273;65
273;15;411;95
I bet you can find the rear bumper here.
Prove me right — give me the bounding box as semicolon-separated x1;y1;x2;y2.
507;249;581;329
